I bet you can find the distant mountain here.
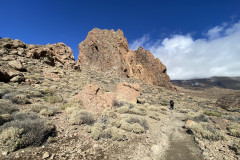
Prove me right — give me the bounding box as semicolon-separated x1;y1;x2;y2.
171;77;240;90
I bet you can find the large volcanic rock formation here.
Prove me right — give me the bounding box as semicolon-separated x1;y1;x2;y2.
77;28;174;89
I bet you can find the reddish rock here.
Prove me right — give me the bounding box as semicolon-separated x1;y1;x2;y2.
77;28;174;89
72;82;142;112
115;82;141;102
72;84;115;112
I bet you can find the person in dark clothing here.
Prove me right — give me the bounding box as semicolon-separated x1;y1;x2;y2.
170;100;174;110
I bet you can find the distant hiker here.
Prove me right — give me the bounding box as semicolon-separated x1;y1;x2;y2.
170;100;174;110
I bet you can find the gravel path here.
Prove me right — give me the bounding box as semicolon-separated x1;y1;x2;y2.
163;110;203;160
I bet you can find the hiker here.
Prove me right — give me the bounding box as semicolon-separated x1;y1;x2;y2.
170;100;174;110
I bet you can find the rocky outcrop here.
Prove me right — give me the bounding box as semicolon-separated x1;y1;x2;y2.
77;28;174;89
26;43;80;70
215;92;240;112
0;38;80;72
116;82;141;102
72;82;142;112
72;84;116;112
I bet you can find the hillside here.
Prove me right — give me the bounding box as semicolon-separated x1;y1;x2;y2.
0;32;240;160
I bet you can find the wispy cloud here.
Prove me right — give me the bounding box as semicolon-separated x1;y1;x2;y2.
129;21;240;80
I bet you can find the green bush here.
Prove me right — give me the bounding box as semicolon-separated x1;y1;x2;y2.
0;112;55;152
203;110;222;117
69;110;96;125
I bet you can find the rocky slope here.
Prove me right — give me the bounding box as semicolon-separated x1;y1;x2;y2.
0;35;239;160
77;28;174;89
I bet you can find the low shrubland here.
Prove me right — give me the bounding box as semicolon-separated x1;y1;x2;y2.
69;110;96;125
186;122;225;141
227;123;240;137
0;112;55;152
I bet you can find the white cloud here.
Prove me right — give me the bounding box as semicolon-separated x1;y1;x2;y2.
129;34;150;50
129;21;240;80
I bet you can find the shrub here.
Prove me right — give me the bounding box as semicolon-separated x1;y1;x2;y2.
60;101;83;110
44;95;63;103
230;142;240;155
149;112;161;121
159;99;169;106
101;127;127;141
0;112;55;152
186;122;225;141
116;106;130;114
120;120;145;134
227;123;240;137
91;123;104;140
192;114;210;122
113;99;129;108
31;104;47;113
203;110;222;117
69;110;96;125
113;99;136;109
39;108;56;117
0;114;12;125
147;105;158;111
0;99;18;114
129;106;147;116
126;117;149;130
0;127;24;152
0;89;10;98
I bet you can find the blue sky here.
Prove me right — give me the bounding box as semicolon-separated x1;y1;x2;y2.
1;0;240;79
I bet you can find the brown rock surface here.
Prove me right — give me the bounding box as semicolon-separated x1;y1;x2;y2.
72;84;115;112
115;82;141;102
0;38;79;70
215;92;240;111
77;28;174;89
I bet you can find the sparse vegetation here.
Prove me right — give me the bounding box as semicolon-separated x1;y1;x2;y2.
149;112;161;121
44;94;63;103
227;123;240;137
0;99;18;115
69;110;96;125
186;122;225;141
0;112;55;152
203;110;222;117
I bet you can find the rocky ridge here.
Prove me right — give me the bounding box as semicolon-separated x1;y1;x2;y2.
77;28;174;89
0;38;80;83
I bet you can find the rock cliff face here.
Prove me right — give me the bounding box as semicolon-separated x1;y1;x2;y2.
77;28;174;89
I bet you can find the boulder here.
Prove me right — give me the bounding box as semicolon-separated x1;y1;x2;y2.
8;60;26;71
72;84;115;112
77;28;174;89
116;82;141;102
